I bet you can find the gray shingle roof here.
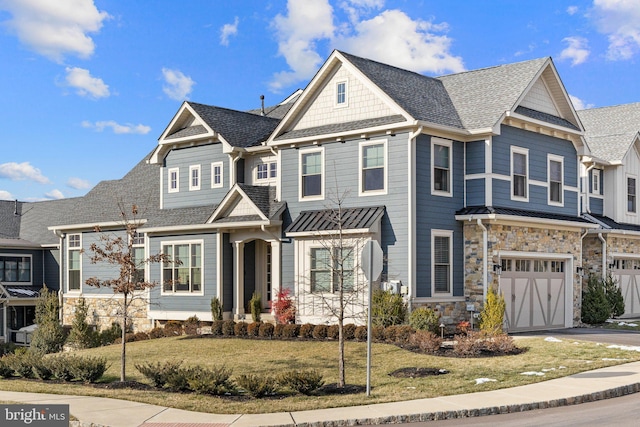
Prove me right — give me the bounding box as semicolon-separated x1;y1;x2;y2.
286;206;385;234
578;103;640;163
438;57;549;130
515;106;580;131
19;197;82;245
188;102;280;148
275;115;406;141
0;200;21;239
166;124;207;140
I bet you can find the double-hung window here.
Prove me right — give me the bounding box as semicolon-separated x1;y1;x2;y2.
300;149;323;199
256;161;277;182
336;80;347;107
189;165;200;191
211;162;223;188
68;234;81;291
511;147;528;200
162;242;202;293
628;176;637;213
591;169;601;194
432;230;452;295
0;255;31;283
132;232;145;285
548;155;563;205
432;138;452;195
360;141;386;194
310;247;354;293
168;168;179;193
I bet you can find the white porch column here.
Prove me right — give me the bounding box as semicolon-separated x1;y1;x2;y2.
270;239;282;307
216;233;224;307
234;241;245;318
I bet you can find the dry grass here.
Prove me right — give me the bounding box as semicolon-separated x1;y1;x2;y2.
0;335;639;414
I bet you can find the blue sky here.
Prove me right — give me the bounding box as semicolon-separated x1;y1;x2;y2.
1;0;639;202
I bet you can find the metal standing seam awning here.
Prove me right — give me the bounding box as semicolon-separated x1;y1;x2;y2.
285;206;385;236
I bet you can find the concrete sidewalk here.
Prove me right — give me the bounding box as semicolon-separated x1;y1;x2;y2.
1;360;640;427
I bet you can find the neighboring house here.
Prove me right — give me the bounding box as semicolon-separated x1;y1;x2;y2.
579;103;640;317
3;50;638;335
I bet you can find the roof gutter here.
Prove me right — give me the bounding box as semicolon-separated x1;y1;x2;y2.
455;213;599;229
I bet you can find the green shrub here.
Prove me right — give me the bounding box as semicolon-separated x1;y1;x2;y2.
135;361;182;388
250;292;262;323
234;321;248;337
409;307;439;333
480;286;506;334
354;325;367;341
236;373;278;398
372;290;407;327
247;322;261;337
222;320;236;336
30;286;66;355
164;367;192;392
407;330;442;354
343;324;356;340
183;315;201;336
47;355;75;382
210;297;223;321
0;358;14;378
327;324;339;339
69;356;108;383
0;342;17;357
582;274;611;324
604;275;625;318
211;320;224;336
32;356;53;380
312;324;328;340
299;323;314;339
186;366;234;395
282;324;300;339
278;370;324;395
99;322;123;345
66;298;99;349
258;322;274;338
4;353;35;378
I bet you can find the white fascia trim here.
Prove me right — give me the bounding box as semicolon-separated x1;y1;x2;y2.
499;250;573;260
455;214;599;229
269;122;412;148
143;220;280;234
610;251;640;258
505;111;584;136
590;229;640;238
48;219;147;232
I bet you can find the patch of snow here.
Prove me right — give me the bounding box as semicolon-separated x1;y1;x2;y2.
559;366;567;369
607;344;640;352
521;371;545;376
542;368;556;372
602;358;629;361
544;337;562;342
475;378;497;385
406;386;416;389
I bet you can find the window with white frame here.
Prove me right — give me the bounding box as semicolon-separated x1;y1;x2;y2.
511;147;528;200
300;149;323;199
548;155;563;204
168;168;179;193
0;255;31;283
68;234;81;291
432;138;452;195
628;176;637;213
211;162;223;188
310;246;354;293
360;141;386;193
189;165;201;191
256;161;277;181
336;80;347;107
591;169;601;194
432;230;452;295
162;242;202;293
132;232;145;285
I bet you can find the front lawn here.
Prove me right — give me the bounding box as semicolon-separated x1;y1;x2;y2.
0;335;639;414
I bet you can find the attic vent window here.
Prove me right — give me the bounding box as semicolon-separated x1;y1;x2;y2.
336;80;347;107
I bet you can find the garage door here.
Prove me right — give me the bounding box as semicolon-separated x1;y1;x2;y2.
611;258;640;317
499;259;566;332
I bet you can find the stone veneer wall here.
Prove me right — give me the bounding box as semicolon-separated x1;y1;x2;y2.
584;232;640;275
63;296;152;332
462;221;584;327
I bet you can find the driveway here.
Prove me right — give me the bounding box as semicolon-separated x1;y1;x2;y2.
512;326;640;347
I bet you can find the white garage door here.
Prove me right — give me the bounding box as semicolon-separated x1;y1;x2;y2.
499;259;566;332
611;258;640;317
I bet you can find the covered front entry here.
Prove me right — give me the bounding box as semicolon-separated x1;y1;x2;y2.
499;257;568;332
611;258;640;317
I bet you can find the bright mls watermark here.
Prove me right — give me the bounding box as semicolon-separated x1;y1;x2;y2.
1;405;68;426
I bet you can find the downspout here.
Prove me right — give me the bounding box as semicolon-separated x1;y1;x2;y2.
55;230;65;322
477;219;488;302
598;233;607;280
584;163;595;214
407;126;423;314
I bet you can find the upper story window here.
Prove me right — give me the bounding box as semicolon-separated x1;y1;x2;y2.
131;232;145;284
511;147;529;201
300;149;323;200
189;165;200;191
432;230;452;295
0;255;31;283
168;168;179;193
548;155;563;205
628;176;637;213
360;140;386;194
335;80;348;107
162;242;202;294
591;169;601;194
432;138;452;196
211;162;223;188
256;161;277;181
68;233;81;292
310;247;354;293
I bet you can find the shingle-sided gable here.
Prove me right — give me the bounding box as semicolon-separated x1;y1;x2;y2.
578;103;640;163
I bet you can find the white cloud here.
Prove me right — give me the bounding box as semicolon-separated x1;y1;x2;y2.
0;162;50;184
65;67;110;98
559;36;590;66
0;190;15;200
161;68;195;101
220;17;239;46
593;0;640;60
67;177;91;189
269;0;464;91
0;0;110;62
569;94;595;110
82;120;151;134
567;6;579;15
45;189;65;200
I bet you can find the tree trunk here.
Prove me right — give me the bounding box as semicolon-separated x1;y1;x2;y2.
338;318;345;387
121;294;128;382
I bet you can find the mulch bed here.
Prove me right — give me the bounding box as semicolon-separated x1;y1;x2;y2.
388;367;449;378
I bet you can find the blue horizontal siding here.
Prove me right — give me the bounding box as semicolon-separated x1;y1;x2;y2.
466;140;485;175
